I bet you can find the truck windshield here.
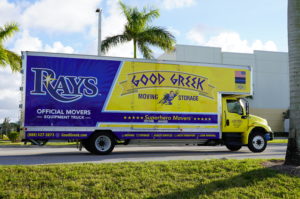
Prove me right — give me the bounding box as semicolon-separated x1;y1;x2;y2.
227;100;243;115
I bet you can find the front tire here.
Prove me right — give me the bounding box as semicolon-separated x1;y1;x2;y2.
226;144;242;151
84;132;115;155
248;131;267;153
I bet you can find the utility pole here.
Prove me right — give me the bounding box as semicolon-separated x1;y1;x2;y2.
96;8;102;56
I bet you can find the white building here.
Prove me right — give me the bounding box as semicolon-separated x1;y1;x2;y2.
158;45;289;132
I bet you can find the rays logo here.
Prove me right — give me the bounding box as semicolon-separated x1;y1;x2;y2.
30;68;98;103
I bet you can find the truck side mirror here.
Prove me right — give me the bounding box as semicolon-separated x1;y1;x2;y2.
246;101;249;115
240;98;249;116
241;100;249;119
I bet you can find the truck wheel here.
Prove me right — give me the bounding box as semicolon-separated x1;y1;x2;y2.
225;145;242;151
86;132;115;155
248;132;267;153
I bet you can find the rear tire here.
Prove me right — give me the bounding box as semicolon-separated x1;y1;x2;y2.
84;132;115;155
248;131;267;153
226;144;242;151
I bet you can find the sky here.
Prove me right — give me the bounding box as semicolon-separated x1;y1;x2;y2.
0;0;287;123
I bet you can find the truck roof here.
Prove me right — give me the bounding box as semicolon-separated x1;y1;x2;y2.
22;51;251;71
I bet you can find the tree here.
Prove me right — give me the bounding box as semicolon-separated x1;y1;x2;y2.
285;0;300;166
0;23;21;72
101;1;175;59
1;117;11;136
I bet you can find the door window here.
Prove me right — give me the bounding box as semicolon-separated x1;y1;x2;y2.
227;100;243;115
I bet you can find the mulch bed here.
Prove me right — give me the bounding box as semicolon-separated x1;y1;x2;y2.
262;160;300;177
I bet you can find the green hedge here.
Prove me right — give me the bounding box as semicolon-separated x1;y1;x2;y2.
7;131;20;142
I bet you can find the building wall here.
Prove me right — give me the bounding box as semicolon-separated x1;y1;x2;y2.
158;45;289;132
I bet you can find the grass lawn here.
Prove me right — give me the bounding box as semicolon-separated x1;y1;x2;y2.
0;140;25;146
0;159;299;199
0;140;76;146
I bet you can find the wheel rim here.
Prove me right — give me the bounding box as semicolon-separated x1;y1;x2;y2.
95;135;111;152
252;135;265;150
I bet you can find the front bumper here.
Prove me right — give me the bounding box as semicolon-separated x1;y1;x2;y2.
265;132;274;141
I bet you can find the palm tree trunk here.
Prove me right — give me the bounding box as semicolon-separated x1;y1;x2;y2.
285;0;300;166
133;39;137;58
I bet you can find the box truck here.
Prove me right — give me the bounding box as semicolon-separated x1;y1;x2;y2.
21;51;273;154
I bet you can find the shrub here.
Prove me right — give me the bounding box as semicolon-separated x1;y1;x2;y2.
2;135;9;141
7;131;20;142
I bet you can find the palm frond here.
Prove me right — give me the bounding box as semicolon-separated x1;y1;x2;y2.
142;8;159;24
0;23;20;72
119;1;141;26
120;1;156;34
101;34;130;54
119;1;132;22
0;46;7;66
4;49;21;72
137;42;153;59
126;9;145;33
138;26;175;51
0;23;19;43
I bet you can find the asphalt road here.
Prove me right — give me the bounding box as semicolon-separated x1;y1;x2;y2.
0;143;287;165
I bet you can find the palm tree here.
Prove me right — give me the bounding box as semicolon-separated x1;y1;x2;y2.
0;23;21;72
285;0;300;166
101;1;175;59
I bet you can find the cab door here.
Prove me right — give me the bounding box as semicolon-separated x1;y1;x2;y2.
222;98;248;132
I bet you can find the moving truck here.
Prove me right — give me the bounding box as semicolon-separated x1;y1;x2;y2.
21;51;273;154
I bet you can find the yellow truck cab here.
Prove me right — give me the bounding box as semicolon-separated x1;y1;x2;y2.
222;96;273;152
